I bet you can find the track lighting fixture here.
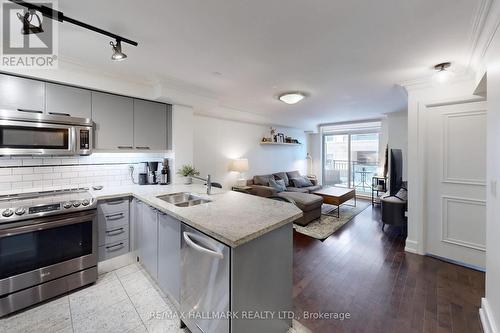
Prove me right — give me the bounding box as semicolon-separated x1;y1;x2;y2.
9;0;138;61
110;40;127;61
16;9;43;35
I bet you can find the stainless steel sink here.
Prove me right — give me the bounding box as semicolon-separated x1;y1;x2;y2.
157;192;211;207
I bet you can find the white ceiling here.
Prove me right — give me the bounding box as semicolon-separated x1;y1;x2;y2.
55;0;482;130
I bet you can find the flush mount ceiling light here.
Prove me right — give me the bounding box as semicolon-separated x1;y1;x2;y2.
16;9;43;35
10;0;138;61
278;92;306;105
433;62;453;83
110;40;127;61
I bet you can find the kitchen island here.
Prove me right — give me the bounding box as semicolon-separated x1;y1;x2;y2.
92;184;302;333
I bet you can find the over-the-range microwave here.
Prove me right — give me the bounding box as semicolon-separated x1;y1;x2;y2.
0;109;93;156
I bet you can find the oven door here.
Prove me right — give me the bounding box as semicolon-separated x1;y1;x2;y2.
0;119;75;155
0;210;97;296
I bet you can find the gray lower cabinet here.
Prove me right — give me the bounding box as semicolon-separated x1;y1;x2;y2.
0;75;45;112
45;83;91;119
92;91;134;150
140;203;159;280
97;198;130;262
158;212;181;304
133;99;167;150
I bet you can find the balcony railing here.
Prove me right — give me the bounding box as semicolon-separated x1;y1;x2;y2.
323;159;379;193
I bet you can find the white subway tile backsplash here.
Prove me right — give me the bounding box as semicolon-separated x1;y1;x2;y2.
0;175;21;183
0;155;169;192
13;168;34;175
34;167;53;174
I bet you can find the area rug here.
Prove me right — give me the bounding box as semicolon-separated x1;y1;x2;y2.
293;199;370;240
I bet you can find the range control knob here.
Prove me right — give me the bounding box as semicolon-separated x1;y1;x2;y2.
15;207;26;215
2;209;14;217
63;202;72;209
72;201;81;208
82;199;90;206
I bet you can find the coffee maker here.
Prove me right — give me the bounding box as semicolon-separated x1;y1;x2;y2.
147;162;159;185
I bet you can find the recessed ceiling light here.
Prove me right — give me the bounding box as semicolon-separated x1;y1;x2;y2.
278;92;306;105
433;62;453;82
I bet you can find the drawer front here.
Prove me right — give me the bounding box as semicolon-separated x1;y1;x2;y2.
97;198;129;215
99;223;129;247
98;239;130;262
101;210;130;229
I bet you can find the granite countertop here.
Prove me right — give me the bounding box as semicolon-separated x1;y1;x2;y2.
90;184;303;247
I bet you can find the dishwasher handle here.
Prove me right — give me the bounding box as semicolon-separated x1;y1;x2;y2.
183;232;224;259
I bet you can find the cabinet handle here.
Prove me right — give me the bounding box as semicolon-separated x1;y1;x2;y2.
106;227;124;235
135;146;150;150
107;199;124;205
117;146;133;149
48;112;71;116
105;212;124;220
105;242;124;251
17;108;43;114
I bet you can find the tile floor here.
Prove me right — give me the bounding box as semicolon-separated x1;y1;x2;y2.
0;263;310;333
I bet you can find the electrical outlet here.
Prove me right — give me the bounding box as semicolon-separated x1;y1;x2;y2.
129;165;134;173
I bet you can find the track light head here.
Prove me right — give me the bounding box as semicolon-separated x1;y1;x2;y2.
17;9;44;35
110;40;127;61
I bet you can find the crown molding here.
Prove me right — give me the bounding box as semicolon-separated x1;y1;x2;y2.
398;72;476;92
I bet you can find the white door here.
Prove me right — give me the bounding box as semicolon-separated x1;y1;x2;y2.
425;100;487;269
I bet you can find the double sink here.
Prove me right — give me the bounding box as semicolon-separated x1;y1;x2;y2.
157;192;211;207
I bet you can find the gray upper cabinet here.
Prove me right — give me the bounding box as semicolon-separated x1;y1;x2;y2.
133;100;167;150
92;92;134;150
0;75;45;112
46;83;91;119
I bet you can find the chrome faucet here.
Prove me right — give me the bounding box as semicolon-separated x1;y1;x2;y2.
192;174;212;195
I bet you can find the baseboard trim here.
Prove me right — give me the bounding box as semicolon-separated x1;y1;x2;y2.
480;298;499;333
404;239;419;254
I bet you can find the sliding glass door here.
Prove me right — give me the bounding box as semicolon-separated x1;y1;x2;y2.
323;132;379;194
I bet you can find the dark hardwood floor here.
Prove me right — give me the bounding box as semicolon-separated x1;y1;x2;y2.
293;203;485;333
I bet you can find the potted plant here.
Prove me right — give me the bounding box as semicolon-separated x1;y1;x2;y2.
177;164;200;184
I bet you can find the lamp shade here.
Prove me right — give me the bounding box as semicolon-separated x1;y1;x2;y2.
231;158;249;172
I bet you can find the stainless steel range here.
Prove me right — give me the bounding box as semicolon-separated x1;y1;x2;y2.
0;188;98;317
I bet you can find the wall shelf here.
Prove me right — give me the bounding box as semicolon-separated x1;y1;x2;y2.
260;142;302;146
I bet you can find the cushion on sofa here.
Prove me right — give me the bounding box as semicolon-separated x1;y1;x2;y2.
286;186;309;193
269;178;287;192
286;170;301;180
273;172;290;186
290;176;314;188
253;174;274;186
278;192;323;212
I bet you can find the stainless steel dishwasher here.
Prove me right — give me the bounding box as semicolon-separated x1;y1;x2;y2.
181;224;230;333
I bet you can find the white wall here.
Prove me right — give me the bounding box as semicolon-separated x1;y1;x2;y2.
380;110;409;180
307;133;322;182
193;115;307;189
482;10;500;332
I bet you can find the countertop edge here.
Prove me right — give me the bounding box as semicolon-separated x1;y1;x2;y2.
93;190;302;248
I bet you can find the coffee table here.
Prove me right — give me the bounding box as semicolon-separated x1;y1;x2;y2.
313;187;356;218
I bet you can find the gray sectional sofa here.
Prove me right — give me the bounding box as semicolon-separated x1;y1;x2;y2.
246;171;323;226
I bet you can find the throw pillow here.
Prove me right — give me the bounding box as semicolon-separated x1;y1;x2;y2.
273;172;290;186
269;178;287;192
291;176;313;188
286;170;301;180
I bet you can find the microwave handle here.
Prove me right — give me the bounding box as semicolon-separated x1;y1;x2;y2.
48;112;71;117
17;109;43;114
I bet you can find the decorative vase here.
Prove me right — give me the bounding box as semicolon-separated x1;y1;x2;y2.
184;176;192;185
